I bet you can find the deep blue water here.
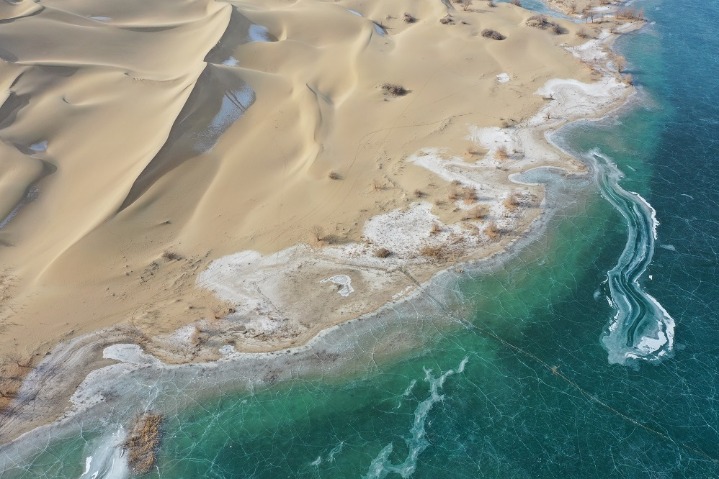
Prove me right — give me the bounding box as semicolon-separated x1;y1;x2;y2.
2;0;719;477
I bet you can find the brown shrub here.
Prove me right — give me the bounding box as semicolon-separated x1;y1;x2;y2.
481;29;506;40
440;15;455;25
526;15;567;34
496;145;510;161
374;247;392;258
576;27;591;39
420;245;449;260
464;205;489;220
617;8;644;20
124;413;163;474
448;184;462;201
381;83;409;96
462;186;477;203
403;12;417;23
485;221;502;241
161;251;182;261
503;194;521;211
328;171;342;180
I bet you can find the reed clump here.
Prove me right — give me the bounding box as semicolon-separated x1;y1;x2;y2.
124;413;163;474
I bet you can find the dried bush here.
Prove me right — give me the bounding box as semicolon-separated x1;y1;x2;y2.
481;29;506;40
440;15;455;25
374;247;392;258
420;245;449;260
496;145;510;161
382;83;409;96
485;221;502;241
124;414;163;474
403;13;417;23
503;194;521;211
617;8;644;20
462;186;477;203
464;205;489;220
576;27;592;39
526;15;566;34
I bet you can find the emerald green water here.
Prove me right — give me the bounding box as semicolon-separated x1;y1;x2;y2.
3;0;719;476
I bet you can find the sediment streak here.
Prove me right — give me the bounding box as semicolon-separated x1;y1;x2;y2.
593;150;675;366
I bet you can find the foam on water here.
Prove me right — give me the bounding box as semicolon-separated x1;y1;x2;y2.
592;149;675;366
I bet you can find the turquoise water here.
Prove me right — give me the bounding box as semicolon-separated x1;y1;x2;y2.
3;0;719;477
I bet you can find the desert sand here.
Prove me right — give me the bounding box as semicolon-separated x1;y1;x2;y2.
0;0;641;430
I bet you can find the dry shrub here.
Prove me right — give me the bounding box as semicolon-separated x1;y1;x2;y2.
614;55;627;72
414;189;427;198
462;186;477;203
420;245;449;261
496;145;510;161
403;12;417;23
511;0;522;6
464;205;489;220
430;222;442;235
161;251;182;261
576;27;592;39
503;194;521;211
617;8;644;20
440;15;455;25
485;222;502;241
526;15;567;34
481;29;506;40
381;83;409;96
328;171;342;180
448;184;462;201
374;247;392;258
456;0;473;11
124;413;163;474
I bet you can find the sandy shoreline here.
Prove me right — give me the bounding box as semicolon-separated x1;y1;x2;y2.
0;0;643;445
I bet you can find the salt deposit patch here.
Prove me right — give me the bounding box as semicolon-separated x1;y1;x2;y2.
364;202;438;256
496;73;510;83
321;275;354;297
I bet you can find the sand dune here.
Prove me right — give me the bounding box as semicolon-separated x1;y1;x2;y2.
0;0;635;403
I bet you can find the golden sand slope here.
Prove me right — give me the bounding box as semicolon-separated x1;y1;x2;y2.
0;0;602;372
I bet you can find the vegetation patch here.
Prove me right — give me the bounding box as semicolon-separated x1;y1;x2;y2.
526;15;567;34
124;413;163;475
381;83;410;97
481;29;506;40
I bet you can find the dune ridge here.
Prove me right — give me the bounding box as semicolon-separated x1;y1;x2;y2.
0;0;641;437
